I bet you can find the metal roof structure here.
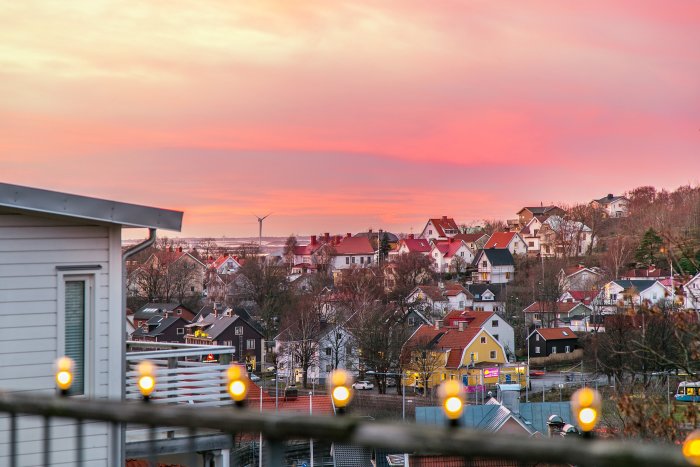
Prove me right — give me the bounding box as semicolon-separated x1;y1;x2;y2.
0;182;183;231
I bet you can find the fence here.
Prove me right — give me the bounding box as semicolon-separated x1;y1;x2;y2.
0;390;690;467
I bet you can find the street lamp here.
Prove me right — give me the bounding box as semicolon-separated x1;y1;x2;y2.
438;380;465;427
329;369;353;415
55;356;74;396
571;387;602;436
137;360;156;402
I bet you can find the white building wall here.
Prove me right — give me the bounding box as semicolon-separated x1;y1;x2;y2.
482;316;515;358
0;212;120;466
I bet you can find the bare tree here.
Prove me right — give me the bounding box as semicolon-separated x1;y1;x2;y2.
402;336;445;397
387;252;435;311
280;297;321;389
282;235;298;270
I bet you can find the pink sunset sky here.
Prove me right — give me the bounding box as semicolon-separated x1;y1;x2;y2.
1;1;699;239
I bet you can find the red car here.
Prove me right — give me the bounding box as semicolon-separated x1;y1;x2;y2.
529;370;545;377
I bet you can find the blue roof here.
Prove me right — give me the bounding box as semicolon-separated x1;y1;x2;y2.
416;401;573;435
612;279;657;292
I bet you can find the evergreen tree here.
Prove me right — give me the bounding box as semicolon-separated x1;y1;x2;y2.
634;228;664;267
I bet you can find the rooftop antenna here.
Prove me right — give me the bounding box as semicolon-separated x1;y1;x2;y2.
254;213;272;252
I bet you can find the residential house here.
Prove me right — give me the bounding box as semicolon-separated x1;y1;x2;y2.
559;290;598;306
539;216;594;257
528;327;578;358
406;283;474;317
185;310;265;371
390;234;433;258
131;315;189;343
473;248;515;284
444;310;515;359
209;254;241;275
621;266;671;280
596;279;672;310
429;238;475;273
312;325;360;382
292;233;335;268
467;283;507;313
130;246;206;301
332;234;376;270
420;216;460;241
558;265;604;292
403;321;508;390
590;194;629;218
132;302;195;328
523;301;592;328
453;232;489;252
516;205;565;227
519;216;546;256
484;231;528;256
0;181;182;466
684;273;700;311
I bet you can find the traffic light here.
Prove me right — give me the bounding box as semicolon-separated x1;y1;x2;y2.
55;356;74;396
226;364;249;407
438;380;465;427
137;360;156;401
328;369;353;415
684;430;700;466
570;387;602;434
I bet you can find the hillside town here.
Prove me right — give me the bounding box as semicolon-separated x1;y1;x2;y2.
123;184;700;441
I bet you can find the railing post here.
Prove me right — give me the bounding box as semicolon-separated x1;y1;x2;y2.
266;439;285;466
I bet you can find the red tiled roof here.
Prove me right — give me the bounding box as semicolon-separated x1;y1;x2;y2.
565;290;597;305
432;239;467;258
399;238;432;253
536;327;576;340
247;381;334;415
453;233;486;243
484;232;517;249
334;236;375;255
445;348;463;369
444;310;492;328
523;301;581;313
428;217;459;237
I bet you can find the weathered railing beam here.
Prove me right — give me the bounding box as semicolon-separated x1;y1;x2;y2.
0;391;687;467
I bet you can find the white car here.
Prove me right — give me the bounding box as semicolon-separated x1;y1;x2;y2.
352;380;374;390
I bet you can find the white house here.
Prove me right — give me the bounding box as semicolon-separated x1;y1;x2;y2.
406;283;473;316
684;273;700;311
523;301;593;327
0;182;182;466
331;234;376;270
468;284;507;313
483;231;528;256
473;249;515;284
429;238;474;273
519;216;545;255
557;265;604;292
389;234;433;259
590;194;629;218
419;216;460;241
539;216;595;257
596;279;671;310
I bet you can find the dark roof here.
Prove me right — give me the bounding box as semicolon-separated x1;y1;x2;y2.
612;279;658;293
518;206;561;216
188;314;264;340
467;283;506;302
476;248;514;266
593;194;627;205
132;316;185;337
354;231;399;243
0;182;182;230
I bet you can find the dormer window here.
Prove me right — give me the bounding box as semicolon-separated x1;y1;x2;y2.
562;331;569;336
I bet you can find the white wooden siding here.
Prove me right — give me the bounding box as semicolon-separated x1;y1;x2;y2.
0;212;119;466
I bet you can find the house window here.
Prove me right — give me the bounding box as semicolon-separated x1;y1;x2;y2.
351;257;356;264
528;241;534;247
482;261;487;268
59;273;96;397
177;309;182;315
246;339;255;349
535;334;540;341
326;364;332;372
177;328;184;335
493;334;499;341
346;257;350;265
429;230;433;235
459;301;464;308
408;317;415;326
360;257;364;264
565;345;571;353
552;346;557;354
470;352;478;362
535;346;540;354
610;293;617;301
190;286;195;292
480;336;487;344
492;320;499;327
505;272;511;280
325;347;332;356
490;351;496;359
367;256;372;263
460;252;464;257
235;326;243;335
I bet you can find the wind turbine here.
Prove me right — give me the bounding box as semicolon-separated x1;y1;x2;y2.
254;213;272;252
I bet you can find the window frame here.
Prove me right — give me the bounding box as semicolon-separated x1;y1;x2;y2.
57;271;98;397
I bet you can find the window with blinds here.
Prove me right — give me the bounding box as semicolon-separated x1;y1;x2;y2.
65;280;85;396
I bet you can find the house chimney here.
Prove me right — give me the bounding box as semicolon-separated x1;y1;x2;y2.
324;232;330;242
311;235;317;245
449;237;454;243
368;229;373;234
607;193;613;199
346;233;351;238
408;233;415;239
458;321;465;332
435;319;443;330
178;247;183;252
442;216;448;221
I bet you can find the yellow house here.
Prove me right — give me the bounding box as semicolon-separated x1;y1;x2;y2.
403;322;526;390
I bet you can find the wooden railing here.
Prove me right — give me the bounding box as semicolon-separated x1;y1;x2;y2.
0;390;689;467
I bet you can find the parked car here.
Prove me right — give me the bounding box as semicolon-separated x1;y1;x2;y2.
386;378;397;387
352;380;374;390
249;374;261;382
